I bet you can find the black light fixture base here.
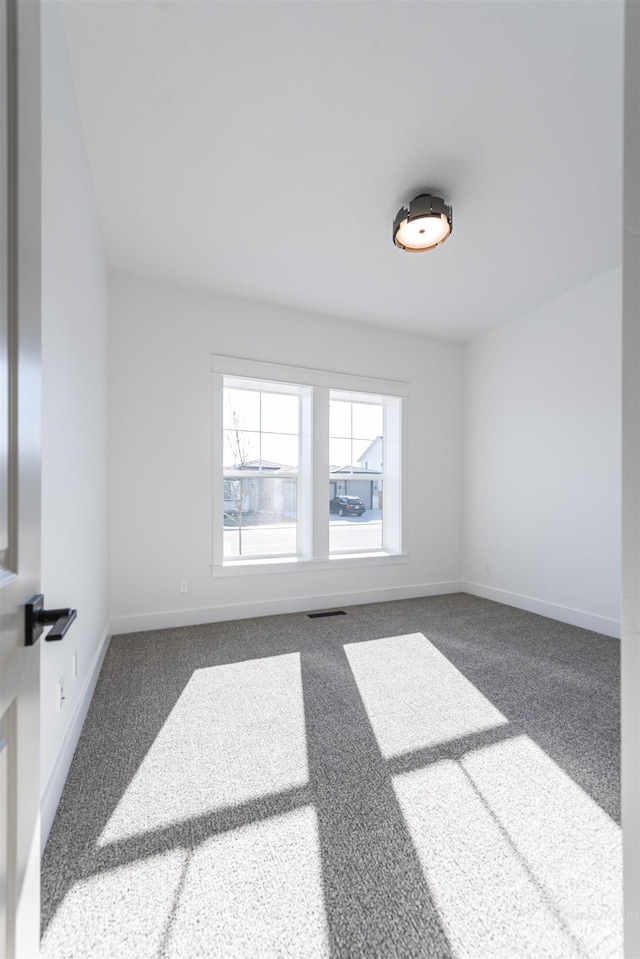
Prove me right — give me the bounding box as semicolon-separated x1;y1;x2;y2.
393;192;453;251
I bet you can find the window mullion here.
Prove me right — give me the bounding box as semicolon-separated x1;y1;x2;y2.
258;392;262;469
212;372;224;567
298;390;312;559
382;397;402;555
312;386;330;560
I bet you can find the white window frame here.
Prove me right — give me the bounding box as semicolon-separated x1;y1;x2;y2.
328;389;398;557
221;375;306;562
211;354;408;575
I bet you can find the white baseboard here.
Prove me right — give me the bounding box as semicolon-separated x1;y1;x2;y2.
110;581;464;635
463;580;621;638
40;622;112;853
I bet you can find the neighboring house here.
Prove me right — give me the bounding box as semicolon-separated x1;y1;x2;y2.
226;458;383;514
330;461;383;509
224;460;297;520
358;436;383;472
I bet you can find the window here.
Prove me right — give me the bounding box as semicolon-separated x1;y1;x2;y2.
222;380;303;559
211;356;406;571
329;391;384;554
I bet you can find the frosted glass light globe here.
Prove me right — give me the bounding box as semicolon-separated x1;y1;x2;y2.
394;213;450;251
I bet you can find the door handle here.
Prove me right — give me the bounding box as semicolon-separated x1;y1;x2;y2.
25;594;77;646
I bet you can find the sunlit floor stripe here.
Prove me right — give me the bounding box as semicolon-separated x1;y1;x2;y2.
99;652;309;847
163;805;328;959
41;849;188;959
344;632;509;757
462;735;622;956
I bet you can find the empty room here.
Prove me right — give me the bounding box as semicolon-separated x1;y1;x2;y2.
1;0;638;957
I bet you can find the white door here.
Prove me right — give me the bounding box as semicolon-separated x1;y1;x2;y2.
0;1;42;956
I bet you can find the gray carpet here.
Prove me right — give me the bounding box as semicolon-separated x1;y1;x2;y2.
40;593;622;958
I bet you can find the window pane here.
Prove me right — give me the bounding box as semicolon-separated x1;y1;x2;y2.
329;484;383;552
330;397;384;472
329;400;351;438
330;438;384;473
329;438;351;470
353;436;383;469
223;430;260;470
352;402;383;440
357;435;383;471
261;433;299;469
224;477;297;558
261;392;299;435
224;388;260;432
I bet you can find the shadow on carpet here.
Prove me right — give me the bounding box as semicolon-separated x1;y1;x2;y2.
40;594;621;958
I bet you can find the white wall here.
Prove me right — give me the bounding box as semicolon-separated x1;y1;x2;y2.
40;1;111;847
463;266;622;636
109;273;463;632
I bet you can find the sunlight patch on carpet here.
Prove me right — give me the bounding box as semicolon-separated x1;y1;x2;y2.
98;653;309;846
344;632;508;757
163;805;328;959
393;737;622;958
40;849;187;959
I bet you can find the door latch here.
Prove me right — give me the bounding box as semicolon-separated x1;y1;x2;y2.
25;594;77;646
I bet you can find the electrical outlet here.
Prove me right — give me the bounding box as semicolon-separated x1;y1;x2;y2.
179;580;189;593
484;562;492;573
57;678;66;712
72;652;78;679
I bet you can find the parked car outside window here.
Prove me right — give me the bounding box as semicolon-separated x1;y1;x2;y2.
329;495;366;517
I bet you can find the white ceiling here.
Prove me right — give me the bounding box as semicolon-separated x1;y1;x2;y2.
59;0;624;341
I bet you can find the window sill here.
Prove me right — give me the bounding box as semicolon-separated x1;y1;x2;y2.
210;553;409;577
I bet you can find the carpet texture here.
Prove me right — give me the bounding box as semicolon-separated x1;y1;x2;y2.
40;593;621;958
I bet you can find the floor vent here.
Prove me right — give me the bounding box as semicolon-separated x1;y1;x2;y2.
307;610;347;619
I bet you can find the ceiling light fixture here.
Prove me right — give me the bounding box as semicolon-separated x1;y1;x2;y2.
393;193;453;252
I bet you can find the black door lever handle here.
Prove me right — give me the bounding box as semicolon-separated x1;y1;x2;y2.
39;606;77;641
25;594;78;646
